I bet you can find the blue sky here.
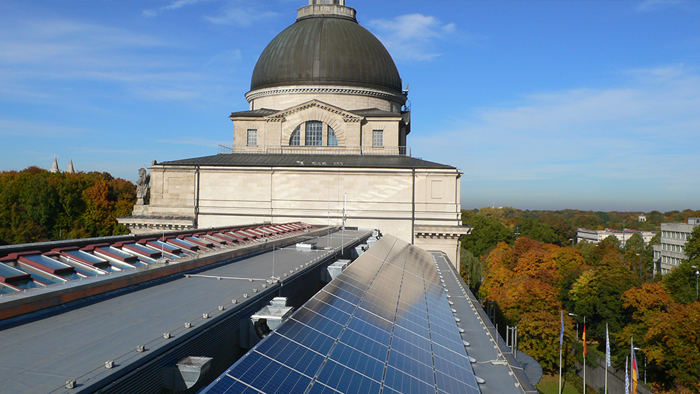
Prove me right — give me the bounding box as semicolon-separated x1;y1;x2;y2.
1;0;698;212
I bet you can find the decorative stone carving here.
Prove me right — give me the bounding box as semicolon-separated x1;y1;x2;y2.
136;168;150;205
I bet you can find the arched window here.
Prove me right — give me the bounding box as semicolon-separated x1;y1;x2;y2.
328;127;338;146
305;121;322;146
289;126;300;146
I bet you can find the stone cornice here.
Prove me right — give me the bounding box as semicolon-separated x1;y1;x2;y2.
414;225;472;239
246;86;406;105
264;99;364;123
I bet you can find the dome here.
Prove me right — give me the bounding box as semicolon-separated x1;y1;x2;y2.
250;8;403;96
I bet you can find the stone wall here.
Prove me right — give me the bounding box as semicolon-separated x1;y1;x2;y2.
140;164;467;269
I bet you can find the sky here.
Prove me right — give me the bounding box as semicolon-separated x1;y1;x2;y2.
1;0;699;212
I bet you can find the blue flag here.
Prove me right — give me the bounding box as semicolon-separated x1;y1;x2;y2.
560;310;564;346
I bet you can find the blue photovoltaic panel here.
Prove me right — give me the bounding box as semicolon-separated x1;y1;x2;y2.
200;234;481;394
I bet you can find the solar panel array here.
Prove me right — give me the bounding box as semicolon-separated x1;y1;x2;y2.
201;234;481;394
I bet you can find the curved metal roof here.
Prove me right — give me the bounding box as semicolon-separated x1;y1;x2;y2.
250;14;403;95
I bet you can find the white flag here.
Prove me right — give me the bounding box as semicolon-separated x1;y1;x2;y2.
606;323;611;367
625;356;630;394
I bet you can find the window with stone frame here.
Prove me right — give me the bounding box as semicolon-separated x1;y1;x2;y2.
305;121;323;146
289;126;300;146
328;127;338;146
372;129;383;147
247;129;257;146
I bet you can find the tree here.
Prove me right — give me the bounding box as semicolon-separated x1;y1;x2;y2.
460;248;481;291
461;214;512;258
684;225;700;262
644;301;700;391
663;260;699;304
623;233;645;254
518;310;575;373
515;217;558;245
0;168;136;244
569;260;637;338
600;234;621;250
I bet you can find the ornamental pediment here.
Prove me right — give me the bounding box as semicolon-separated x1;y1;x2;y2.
264;100;363;123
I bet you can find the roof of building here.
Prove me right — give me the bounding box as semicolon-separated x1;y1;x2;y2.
0;223;314;314
249;6;402;96
201;235;535;394
227;108;280;118
159;154;456;170
348;108;403;117
0;229;369;394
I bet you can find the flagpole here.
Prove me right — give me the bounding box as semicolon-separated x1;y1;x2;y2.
605;323;609;394
559;310;563;394
583;316;586;394
625;356;629;394
631;337;638;394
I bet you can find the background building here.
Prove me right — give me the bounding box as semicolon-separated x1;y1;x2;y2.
653;217;700;275
576;228;657;246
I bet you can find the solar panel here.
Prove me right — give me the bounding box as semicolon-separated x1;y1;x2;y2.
200;234;480;394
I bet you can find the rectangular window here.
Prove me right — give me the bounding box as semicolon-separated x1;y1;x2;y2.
247;129;257;146
372;130;383;147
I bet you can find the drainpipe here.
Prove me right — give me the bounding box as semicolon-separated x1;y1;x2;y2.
412;168;415;244
194;166;200;228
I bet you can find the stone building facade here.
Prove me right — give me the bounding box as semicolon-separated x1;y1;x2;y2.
119;0;470;269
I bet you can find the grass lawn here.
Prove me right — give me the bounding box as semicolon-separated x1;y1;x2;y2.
537;374;581;394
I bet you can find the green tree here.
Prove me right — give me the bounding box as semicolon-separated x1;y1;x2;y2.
460;248;481;291
684;225;700;262
600;234;621;250
663;261;699;304
623;233;645;254
515;217;558;245
569;256;637;338
461;213;512;258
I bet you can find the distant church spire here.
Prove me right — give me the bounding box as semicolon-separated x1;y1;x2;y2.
50;155;60;173
66;158;75;174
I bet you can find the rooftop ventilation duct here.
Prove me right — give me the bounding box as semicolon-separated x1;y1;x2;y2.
296;242;315;251
251;297;294;338
327;259;350;280
163;356;213;391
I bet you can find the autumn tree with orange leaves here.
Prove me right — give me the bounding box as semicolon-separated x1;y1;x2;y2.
0;167;135;244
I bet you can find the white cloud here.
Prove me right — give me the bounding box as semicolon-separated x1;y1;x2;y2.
203;4;277;27
368;14;458;61
143;0;213;18
0;119;87;137
411;64;700;208
0;16;242;107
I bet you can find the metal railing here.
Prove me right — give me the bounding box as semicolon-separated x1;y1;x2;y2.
218;145;411;156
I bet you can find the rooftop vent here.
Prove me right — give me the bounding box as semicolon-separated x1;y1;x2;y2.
296;243;315;251
163;356;213;391
251;297;294;338
327;259;350;280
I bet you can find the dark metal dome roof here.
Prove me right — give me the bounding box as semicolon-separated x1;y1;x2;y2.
250;14;402;95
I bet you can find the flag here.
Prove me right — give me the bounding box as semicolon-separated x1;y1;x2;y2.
631;338;639;394
560;310;564;346
625;356;629;394
583;324;587;356
605;323;611;367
